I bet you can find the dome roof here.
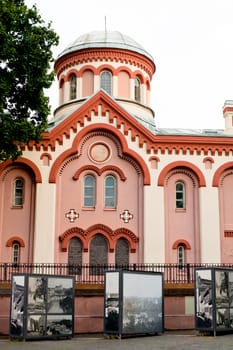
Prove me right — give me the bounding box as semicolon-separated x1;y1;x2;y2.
57;30;154;61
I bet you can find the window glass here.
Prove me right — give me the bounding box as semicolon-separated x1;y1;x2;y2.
134;77;141;102
178;245;185;266
70;73;76;100
14;178;24;206
84;175;95;207
68;237;82;275
12;242;20;265
104;176;116;208
90;234;108;274
116;238;129;266
176;182;185;208
100;70;112;95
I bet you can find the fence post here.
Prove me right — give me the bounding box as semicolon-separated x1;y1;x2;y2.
187;263;190;283
3;263;8;282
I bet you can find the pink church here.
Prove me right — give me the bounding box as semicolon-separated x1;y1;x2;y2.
1;30;233;333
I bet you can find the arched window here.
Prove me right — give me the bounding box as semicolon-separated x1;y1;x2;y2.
134;77;141;102
100;70;112;95
178;244;185;267
69;73;77;100
14;178;24;206
104;175;116;208
12;242;20;265
115;238;129;266
84;175;95;207
68;237;82;275
176;181;185;209
90;234;108;274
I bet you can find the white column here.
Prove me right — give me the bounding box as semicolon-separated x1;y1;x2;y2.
199;186;221;263
63;81;70;103
130;78;134;100
94;75;100;93
77;76;82;99
143;185;165;263
112;75;118;96
33;182;56;263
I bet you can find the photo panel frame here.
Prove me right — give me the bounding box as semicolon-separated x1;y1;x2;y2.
10;274;25;338
9;274;75;340
195;268;233;334
104;270;164;336
195;268;213;331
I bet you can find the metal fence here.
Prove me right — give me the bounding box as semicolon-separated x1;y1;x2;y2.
0;263;233;284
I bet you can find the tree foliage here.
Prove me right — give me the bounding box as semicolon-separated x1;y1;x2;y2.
0;0;59;160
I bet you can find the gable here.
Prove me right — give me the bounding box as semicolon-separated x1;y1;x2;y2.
27;90;155;152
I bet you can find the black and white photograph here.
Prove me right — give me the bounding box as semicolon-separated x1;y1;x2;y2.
229;272;233;307
195;269;213;330
215;270;229;308
10;275;25;337
216;308;230;329
47;315;73;336
27;314;46;337
10;274;74;340
104;272;120;332
230;308;233;329
47;277;74;314
122;272;163;334
28;276;46;314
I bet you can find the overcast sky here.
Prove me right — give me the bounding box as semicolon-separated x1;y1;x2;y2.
25;0;233;130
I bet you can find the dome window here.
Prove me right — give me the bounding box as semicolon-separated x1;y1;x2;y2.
100;70;112;95
134;77;141;102
69;73;77;100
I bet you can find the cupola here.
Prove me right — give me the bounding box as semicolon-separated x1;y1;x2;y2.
53;30;156;124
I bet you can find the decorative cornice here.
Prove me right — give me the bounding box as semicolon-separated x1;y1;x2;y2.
48;109;151;185
0;157;42;183
59;224;138;253
54;48;155;80
73;165;127;181
224;231;233;237
212;162;233;187
172;239;191;250
158;161;206;187
6;236;25;247
24;91;233;159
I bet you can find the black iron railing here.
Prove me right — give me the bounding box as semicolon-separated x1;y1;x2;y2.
0;263;233;284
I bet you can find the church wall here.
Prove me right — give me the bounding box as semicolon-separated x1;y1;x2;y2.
53;132;143;264
0;167;35;263
164;171;200;263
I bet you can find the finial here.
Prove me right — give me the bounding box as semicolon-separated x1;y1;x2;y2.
105;16;107;35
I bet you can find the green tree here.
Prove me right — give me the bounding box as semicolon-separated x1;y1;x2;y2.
0;0;59;161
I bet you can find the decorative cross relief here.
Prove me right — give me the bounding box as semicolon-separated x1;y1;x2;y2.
120;209;133;223
65;209;79;223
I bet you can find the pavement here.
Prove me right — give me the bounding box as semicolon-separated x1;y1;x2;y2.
1;331;233;350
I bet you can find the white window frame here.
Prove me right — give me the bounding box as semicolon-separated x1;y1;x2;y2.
84;175;95;207
14;178;24;206
104;175;116;208
176;181;185;209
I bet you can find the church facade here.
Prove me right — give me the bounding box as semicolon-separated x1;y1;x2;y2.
1;30;233;271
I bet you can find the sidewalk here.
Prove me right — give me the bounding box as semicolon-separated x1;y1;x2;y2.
1;332;233;350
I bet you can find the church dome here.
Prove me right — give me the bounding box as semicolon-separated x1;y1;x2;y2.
57;30;154;62
54;30;156;126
